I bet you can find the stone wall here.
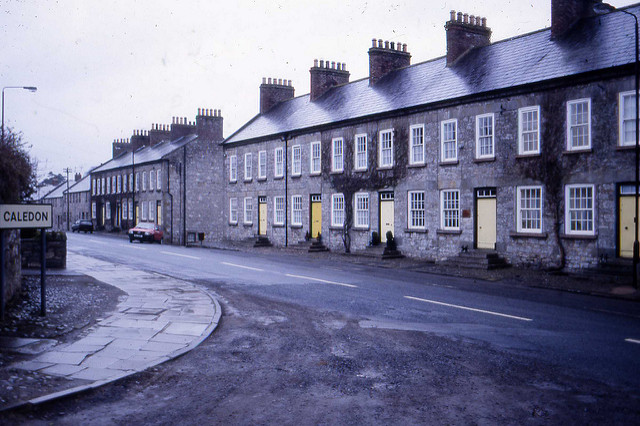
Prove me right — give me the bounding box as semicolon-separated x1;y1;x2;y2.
21;231;67;269
2;230;22;304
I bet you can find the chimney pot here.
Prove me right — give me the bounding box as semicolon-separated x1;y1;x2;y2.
390;42;395;50
450;10;456;21
482;17;486;27
470;15;475;25
319;59;324;68
378;39;383;48
218;109;221;116
457;12;463;22
288;79;292;86
463;13;468;24
267;78;272;84
331;61;335;69
372;38;376;47
262;77;266;84
342;63;347;71
384;40;389;49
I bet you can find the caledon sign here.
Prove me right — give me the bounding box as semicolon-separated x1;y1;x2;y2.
0;204;53;229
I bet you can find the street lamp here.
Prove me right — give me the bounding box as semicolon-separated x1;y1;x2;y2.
2;86;37;145
595;3;638;288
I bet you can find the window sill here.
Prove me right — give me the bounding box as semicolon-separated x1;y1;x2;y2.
330;170;344;175
272;223;285;228
244;178;253;183
561;233;597;240
515;153;540;159
291;174;302;179
474;157;495;163
408;162;426;168
353;226;370;232
257;177;267;182
509;231;548;239
243;223;253;228
329;226;345;231
229;180;237;184
405;228;428;234
377;166;394;171
563;148;592;155
274;176;284;180
310;172;321;177
290;224;303;229
353;168;368;173
439;160;458;167
616;144;637;151
436;228;462;235
229;222;238;227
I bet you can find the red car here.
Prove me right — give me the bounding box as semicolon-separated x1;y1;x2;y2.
128;222;163;243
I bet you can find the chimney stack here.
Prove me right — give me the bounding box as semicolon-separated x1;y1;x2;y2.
196;108;224;142
310;59;350;101
551;0;598;39
74;172;82;182
260;78;295;114
445;11;491;66
368;39;410;85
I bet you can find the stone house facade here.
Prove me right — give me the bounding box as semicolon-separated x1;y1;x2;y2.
89;109;224;245
221;0;639;270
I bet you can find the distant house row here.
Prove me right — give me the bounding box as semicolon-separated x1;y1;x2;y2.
44;0;640;271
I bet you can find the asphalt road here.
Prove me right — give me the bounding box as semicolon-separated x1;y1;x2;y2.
8;232;638;424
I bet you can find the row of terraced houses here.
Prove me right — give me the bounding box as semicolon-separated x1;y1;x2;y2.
52;0;640;271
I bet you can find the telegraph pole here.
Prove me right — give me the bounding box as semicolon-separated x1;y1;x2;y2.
63;167;71;231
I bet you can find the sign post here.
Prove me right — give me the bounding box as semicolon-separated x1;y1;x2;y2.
0;204;53;319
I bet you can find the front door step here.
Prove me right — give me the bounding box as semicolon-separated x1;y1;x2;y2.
444;250;509;270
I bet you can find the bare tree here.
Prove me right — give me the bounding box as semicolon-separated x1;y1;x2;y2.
322;126;408;253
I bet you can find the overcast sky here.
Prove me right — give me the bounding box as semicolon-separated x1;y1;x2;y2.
1;0;632;180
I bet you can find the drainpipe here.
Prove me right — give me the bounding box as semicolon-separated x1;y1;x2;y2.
182;145;187;246
164;159;173;245
283;135;289;247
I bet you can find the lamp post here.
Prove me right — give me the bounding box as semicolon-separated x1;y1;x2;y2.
595;4;639;288
2;86;37;145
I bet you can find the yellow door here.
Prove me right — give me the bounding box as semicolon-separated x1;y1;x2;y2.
311;201;322;238
620;196;639;258
380;200;394;242
259;202;267;236
477;197;497;250
156;201;162;226
101;206;105;226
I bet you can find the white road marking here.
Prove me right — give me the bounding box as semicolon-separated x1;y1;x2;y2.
625;338;640;345
87;239;107;245
123;244;146;250
285;273;357;288
160;251;201;260
221;262;265;272
404;296;533;322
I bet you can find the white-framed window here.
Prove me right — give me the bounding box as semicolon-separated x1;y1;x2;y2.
378;129;394;168
229;155;237;182
116;175;121;193
291;195;303;226
355;134;368;171
476;113;494;159
141;201;147;221
518;106;541;155
244;153;252;181
274;196;285;225
129;173;133;192
142;171;147;191
135;173;140;192
565;184;595;235
567;99;591;151
156;170;161;190
101;178;105;194
332;193;345;227
274;147;284;178
332;137;344;172
410;125;425;165
441;119;458;162
229;198;238;224
310;141;321;175
408;191;426;229
619;91;637;147
92;179;96;195
122;199;128;220
111;176;115;193
292;145;301;176
244;197;253;224
517;186;543;233
128;199;133;220
258;150;267;179
440;190;460;230
149;201;155;223
91;202;96;219
354;192;369;228
149;170;155;191
103;201;109;219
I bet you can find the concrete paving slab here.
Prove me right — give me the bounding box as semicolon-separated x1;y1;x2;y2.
70;367;120;381
57;343;106;354
164;322;209;336
40;364;86;377
108;338;149;350
80;355;122;369
78;336;115;346
141;341;187;353
150;333;198;344
12;360;54;372
37;351;88;365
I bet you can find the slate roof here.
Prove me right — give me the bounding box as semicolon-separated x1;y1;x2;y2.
226;4;638;144
68;174;91;193
91;134;197;174
42;182;67;200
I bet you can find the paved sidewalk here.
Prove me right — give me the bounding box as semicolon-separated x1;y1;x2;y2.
7;253;221;408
